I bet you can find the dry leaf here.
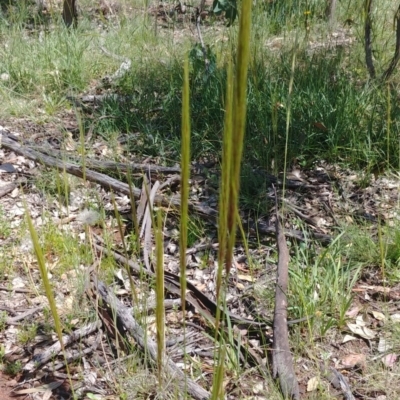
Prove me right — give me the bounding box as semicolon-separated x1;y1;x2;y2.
346;323;376;339
307;376;320;392
342;334;357;343
355;315;367;326
372;311;386;321
313;121;328;131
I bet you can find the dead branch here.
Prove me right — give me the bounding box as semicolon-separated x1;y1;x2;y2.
94;280;210;400
0;130;332;244
0;182;18;198
364;0;376;78
84;159;181;175
321;364;356;400
251;220;332;245
382;3;400;81
0;131;217;219
23;321;101;373
272;188;300;399
91;241;268;331
6;306;43;325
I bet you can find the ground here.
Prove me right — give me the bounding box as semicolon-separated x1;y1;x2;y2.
1;1;400;399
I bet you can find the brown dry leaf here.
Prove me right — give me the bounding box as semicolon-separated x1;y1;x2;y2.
341;353;366;368
313;121;328;131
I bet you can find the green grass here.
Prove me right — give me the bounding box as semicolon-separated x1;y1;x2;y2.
1;0;400;398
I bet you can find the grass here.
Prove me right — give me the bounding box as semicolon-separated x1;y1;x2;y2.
0;0;400;398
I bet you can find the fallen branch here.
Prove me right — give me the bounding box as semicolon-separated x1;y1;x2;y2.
272;188;300;399
0;130;333;244
0;131;217;219
23;320;101;373
94;280;210;400
92;241;309;330
6;306;43;325
321;364;356;400
0;182;18;198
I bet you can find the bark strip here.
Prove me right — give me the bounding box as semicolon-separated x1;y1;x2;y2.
272;190;300;399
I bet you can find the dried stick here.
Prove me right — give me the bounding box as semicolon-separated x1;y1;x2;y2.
95;280;210;400
23;321;101;372
364;0;376;79
0;131;217;219
321;364;356;400
382;4;400;81
272;187;300;399
6;306;43;325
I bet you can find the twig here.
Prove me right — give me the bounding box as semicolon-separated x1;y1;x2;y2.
94;280;210;400
321;364;356;400
0;285;33;294
6;306;43;325
382;4;400;81
364;0;376;79
0;130;332;244
272;186;300;399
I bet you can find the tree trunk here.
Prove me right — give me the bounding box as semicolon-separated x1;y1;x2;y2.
62;0;77;27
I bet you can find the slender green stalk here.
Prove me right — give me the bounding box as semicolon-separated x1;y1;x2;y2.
180;57;191;313
226;0;253;274
217;58;233;299
213;1;252;398
211;345;226;400
24;200;74;396
282;37;298;202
